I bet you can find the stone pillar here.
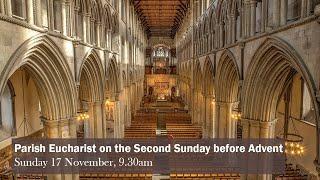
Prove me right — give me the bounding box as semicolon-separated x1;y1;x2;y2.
240;118;276;180
230;15;236;43
26;0;34;24
87;102;95;138
73;9;79;37
96;23;101;47
48;0;54;31
61;0;67;36
280;0;288;26
211;100;217;138
260;0;267;32
83;14;90;43
301;0;308;18
43;117;77;180
219;23;224;47
113;100;122;138
273;0;280;28
94;101;104;138
0;0;4;14
90;19;94;44
244;1;251;37
5;0;11;16
214;101;235;138
250;1;257;36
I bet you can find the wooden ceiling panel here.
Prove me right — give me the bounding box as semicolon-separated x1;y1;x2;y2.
134;0;189;38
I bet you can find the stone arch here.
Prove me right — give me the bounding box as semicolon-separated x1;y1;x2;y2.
78;49;105;103
106;56;120;95
202;56;215;96
242;37;319;124
241;36;320;172
194;60;203;91
215;50;240;103
0;35;76;123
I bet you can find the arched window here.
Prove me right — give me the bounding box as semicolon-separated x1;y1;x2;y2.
11;0;26;18
53;0;62;31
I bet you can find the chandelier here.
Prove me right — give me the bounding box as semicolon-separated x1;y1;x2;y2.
77;111;89;121
231;111;241;120
281;133;304;156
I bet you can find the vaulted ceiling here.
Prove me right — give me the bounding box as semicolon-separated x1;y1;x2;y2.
133;0;189;38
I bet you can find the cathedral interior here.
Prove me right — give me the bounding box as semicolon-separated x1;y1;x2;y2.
0;0;320;179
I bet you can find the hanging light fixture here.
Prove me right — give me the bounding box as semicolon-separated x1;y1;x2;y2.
231;111;241;120
77;110;89;121
277;84;305;157
279;133;304;156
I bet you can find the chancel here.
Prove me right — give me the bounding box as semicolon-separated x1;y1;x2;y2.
0;0;320;180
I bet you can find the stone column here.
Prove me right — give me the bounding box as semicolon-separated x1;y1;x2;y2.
83;14;90;43
260;0;267;32
273;0;280;27
221;23;226;47
113;100;122;138
61;0;67;36
230;15;236;43
240;118;277;180
301;0;308;18
5;0;11;16
26;0;34;24
215;101;234;138
250;0;257;36
96;23;101;47
48;0;54;31
43;117;77;180
87;102;95;138
211;100;217;138
280;0;287;26
94;101;104;138
0;0;4;14
244;1;251;37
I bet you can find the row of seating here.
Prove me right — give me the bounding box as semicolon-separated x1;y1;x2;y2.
161;112;192;124
170;173;240;179
163;112;202;139
79;173;152;179
124;112;157;139
16;174;46;179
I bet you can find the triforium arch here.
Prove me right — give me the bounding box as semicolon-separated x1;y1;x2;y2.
202;56;215;138
214;49;240;138
0;35;77;138
78;49;105;138
241;36;319;138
